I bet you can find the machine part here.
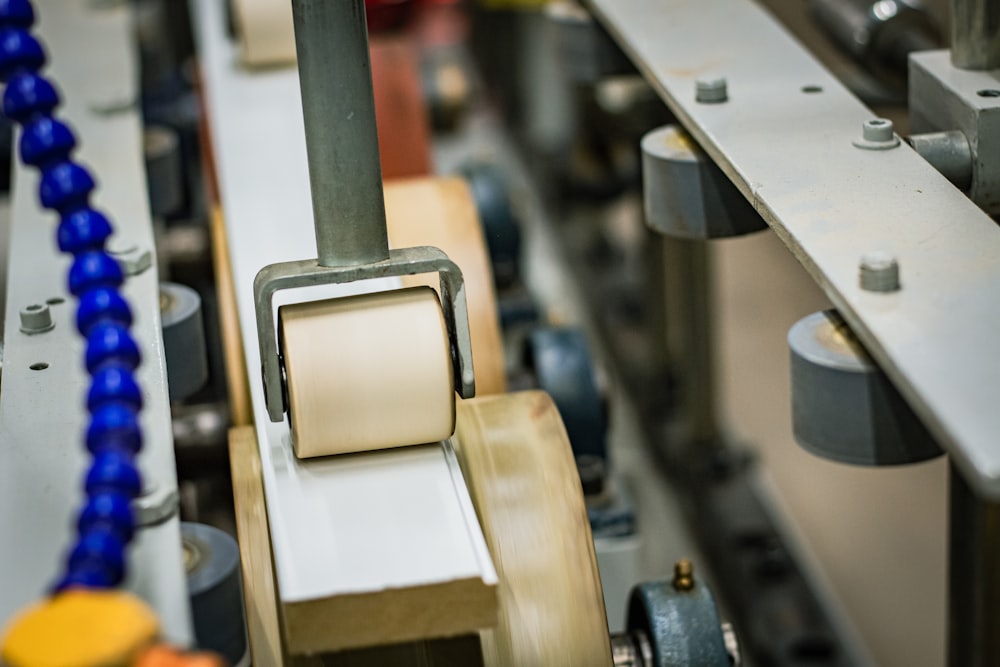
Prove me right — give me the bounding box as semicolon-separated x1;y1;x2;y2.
181;522;248;665
255;246;475;422
160;282;209;402
589;0;1000;499
385;177;507;396
641;125;765;240
858;251;901;293
255;0;476;423
546;2;633;83
950;0;1000;70
134;482;180;528
525;326;607;463
195;0;498;646
453;391;613;666
109;241;153;277
610;631;653;667
627;577;731;667
948;464;1000;667
851;118;901;150
279;286;455;458
672;559;694;592
810;0;939;85
910;50;1000;214
0;0;190;642
789;310;942;466
292;0;388;269
19;303;53;334
144;125;183;219
908;130;974;190
695;78;728;104
230;0;295;66
458;162;521;291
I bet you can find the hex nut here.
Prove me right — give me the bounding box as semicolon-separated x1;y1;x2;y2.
20;303;54;334
133;483;180;528
695;77;728;104
110;243;152;276
859;251;900;292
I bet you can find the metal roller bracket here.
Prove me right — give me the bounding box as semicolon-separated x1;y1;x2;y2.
254;246;476;422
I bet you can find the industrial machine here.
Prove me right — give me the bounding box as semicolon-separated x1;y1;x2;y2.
0;0;997;665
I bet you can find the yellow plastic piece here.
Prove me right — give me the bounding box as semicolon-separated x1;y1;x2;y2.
1;590;160;667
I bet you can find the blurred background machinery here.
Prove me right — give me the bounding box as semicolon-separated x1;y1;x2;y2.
0;0;998;665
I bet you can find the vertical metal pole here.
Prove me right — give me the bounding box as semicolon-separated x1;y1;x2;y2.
291;0;390;267
948;464;1000;667
950;0;1000;70
662;236;719;447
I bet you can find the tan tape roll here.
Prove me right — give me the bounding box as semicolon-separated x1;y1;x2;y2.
279;286;455;458
386;177;506;396
454;391;613;667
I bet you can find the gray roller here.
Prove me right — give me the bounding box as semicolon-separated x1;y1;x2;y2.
160;282;208;401
182;522;248;665
641;125;766;240
788;310;942;466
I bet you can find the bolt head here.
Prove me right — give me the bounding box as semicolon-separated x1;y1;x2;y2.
863;118;894;142
696;77;728;104
859;251;900;292
20;303;54;334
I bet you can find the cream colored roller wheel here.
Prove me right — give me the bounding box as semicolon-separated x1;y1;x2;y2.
454;391;614;667
231;0;296;67
279;286;456;458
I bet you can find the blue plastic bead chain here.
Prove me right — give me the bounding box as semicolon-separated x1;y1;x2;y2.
0;0;143;591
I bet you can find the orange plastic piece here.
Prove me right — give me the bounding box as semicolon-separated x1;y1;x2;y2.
1;589;159;667
133;645;225;667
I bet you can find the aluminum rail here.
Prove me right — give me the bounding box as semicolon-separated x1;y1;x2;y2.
0;0;190;642
586;0;1000;499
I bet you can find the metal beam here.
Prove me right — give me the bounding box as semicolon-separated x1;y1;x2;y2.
586;0;1000;499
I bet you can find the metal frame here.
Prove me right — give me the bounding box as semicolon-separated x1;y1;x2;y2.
255;247;476;422
0;0;190;643
586;0;1000;499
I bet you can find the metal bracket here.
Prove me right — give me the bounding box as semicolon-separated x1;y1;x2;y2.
254;246;476;422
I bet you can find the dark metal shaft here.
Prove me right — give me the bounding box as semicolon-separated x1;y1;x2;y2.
948;464;1000;667
951;0;1000;69
291;0;390;267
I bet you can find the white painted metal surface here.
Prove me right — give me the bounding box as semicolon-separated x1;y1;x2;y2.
192;0;497;610
587;0;1000;498
0;1;191;643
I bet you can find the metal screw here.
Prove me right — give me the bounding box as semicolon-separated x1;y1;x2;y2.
853;118;900;150
672;558;695;591
109;241;152;276
133;482;180;528
863;118;894;142
859;251;900;292
695;78;728;104
19;303;54;334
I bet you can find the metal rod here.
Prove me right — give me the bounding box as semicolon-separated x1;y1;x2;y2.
950;0;1000;70
662;236;719;446
948;464;1000;667
291;0;390;267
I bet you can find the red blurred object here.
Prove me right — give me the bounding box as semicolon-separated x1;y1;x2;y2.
370;36;433;178
365;0;415;32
